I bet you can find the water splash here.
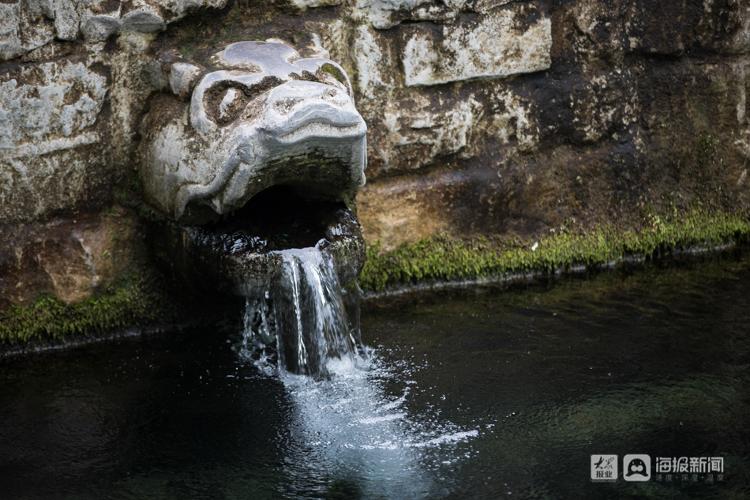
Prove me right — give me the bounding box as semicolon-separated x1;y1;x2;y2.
237;245;480;497
276;351;480;498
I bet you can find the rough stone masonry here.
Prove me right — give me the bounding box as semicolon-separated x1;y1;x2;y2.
1;0;750;313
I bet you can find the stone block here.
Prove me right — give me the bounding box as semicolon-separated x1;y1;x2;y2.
401;6;552;86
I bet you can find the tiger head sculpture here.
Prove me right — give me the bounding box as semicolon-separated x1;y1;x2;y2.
139;40;367;224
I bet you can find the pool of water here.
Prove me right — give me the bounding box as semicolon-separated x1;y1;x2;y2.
1;254;749;499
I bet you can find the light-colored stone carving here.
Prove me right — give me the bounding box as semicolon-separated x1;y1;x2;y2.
140;41;367;223
1;0;749;316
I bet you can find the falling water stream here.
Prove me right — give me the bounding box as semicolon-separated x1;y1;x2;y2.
240;247;361;378
235;244;481;497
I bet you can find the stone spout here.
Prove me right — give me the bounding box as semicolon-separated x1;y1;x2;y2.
139;40;368;303
139;40;367;225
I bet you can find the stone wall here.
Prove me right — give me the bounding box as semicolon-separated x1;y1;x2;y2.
2;0;750;309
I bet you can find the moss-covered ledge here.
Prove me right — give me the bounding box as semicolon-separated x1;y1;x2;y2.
4;210;749;345
360;210;750;294
0;274;178;347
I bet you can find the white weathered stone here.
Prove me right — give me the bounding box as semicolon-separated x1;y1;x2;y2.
375;94;480;171
48;0;81;40
302;33;330;59
409;97;479;158
106;30;160;171
289;0;342;9
121;7;165;33
169;62;202;98
352;25;389;98
0;59;110;221
141;41;367;222
0;61;107;153
0;1;56;61
81;14;121;41
1;0;231;58
402;10;552;86
354;0;434;29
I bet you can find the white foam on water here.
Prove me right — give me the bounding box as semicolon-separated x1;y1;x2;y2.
358;412;406;424
406;430;480;448
378;387;410;412
274;350;483;498
237;246;481;497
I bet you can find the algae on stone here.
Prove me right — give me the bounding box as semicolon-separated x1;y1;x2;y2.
0;275;175;344
360;210;750;293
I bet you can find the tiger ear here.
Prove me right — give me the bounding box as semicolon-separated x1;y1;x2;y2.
168;62;202;99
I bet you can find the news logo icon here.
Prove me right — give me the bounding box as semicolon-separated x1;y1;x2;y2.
623;454;651;482
591;455;618;482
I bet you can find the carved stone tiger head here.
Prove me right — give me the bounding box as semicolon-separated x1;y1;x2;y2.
140;40;367;224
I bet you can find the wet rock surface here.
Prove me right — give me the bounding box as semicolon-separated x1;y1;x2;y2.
0;209;141;309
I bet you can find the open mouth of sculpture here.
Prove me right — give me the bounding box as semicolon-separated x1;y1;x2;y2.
198;184;359;255
158;183;365;296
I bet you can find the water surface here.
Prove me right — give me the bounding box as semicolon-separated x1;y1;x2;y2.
1;254;749;498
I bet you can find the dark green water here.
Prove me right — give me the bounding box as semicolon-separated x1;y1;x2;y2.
1;254;749;499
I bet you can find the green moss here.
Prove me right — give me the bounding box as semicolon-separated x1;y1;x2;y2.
0;276;175;344
360;210;750;293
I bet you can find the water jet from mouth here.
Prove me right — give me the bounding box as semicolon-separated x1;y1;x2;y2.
239;246;364;378
153;184;366;379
